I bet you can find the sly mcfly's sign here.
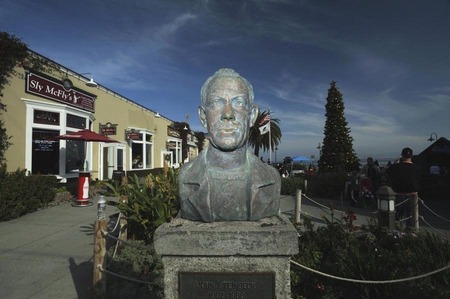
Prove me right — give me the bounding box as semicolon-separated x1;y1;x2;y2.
26;71;96;112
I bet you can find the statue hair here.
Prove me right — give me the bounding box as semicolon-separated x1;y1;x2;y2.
200;68;254;107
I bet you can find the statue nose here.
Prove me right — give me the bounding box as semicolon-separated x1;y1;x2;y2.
221;102;235;120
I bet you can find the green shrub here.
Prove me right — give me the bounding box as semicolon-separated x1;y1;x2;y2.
281;177;304;195
291;213;450;298
102;166;179;242
0;164;59;221
105;240;163;299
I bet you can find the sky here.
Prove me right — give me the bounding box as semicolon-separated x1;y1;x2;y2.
2;0;450;163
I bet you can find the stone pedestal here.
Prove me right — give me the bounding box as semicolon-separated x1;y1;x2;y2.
154;214;298;299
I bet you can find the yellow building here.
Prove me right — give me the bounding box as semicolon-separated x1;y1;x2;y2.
2;50;197;183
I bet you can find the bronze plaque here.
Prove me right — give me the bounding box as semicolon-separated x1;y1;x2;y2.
179;272;275;299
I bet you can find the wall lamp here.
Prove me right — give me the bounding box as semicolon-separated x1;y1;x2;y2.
428;132;438;142
81;73;98;88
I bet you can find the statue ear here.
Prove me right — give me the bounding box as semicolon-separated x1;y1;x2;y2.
250;104;259;126
198;106;207;128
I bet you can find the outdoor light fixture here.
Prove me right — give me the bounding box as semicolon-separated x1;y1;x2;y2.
155;112;161;118
86;78;98;88
183;125;188;131
376;185;396;230
428;132;438;142
81;73;98;88
377;186;395;212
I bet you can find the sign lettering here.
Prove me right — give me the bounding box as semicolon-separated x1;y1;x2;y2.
26;72;95;112
179;272;274;299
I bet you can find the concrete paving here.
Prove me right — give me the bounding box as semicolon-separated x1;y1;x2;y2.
0;198;118;299
0;194;448;298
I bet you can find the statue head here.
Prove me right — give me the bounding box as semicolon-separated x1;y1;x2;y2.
198;68;259;152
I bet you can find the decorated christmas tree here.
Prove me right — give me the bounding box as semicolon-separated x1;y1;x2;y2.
318;81;359;173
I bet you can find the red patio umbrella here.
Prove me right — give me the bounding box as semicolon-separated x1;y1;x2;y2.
53;129;119;171
53;129;120;206
53;129;119;143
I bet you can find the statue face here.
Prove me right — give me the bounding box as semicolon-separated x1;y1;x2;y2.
199;77;258;151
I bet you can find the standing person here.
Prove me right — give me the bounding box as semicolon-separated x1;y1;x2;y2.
358;157;380;191
178;68;281;222
385;147;421;228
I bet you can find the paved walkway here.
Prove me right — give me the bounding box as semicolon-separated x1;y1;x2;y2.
0;194;448;298
0;198;117;299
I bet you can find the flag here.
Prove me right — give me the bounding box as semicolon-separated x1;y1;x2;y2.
258;114;271;126
259;122;270;135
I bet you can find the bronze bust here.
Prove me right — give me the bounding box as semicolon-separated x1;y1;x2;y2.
179;68;281;222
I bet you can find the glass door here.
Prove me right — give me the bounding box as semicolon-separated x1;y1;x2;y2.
101;143;125;180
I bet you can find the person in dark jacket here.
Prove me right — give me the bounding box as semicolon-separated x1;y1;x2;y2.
385;147;421;225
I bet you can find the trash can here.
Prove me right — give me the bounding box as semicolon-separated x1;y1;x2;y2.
112;170;125;184
73;171;91;207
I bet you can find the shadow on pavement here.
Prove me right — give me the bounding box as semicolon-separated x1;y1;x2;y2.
80;223;95;236
69;257;93;299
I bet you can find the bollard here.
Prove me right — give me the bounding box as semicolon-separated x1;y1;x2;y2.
376;186;396;230
295;189;302;224
410;193;419;230
119;195;128;242
92;196;107;299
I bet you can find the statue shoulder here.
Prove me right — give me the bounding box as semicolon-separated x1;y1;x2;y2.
249;154;281;181
179;152;205;180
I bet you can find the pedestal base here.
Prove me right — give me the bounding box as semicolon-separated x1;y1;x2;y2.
154;214;299;299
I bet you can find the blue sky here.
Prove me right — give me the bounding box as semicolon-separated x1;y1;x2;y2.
2;0;450;163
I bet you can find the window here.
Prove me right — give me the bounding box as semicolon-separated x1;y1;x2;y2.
65;138;86;173
130;131;153;169
34;110;59;125
167;138;182;166
32;129;60;174
26;102;91;177
67;114;86;129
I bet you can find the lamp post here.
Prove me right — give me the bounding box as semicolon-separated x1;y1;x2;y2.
427;132;438;142
274;146;278;164
317;142;322;157
377;185;396;230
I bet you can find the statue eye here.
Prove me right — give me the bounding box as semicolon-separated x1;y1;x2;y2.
232;97;247;109
208;98;224;108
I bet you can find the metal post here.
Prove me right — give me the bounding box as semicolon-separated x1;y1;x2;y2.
295;189;302;224
92;196;107;299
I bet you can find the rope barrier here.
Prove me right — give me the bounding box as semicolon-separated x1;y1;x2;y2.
398;216;411;223
420;216;450;240
395;198;409;207
290;260;450;284
419;198;450;222
108;213;122;233
303;194;346;214
95;199;450;291
300;211;327;222
97;264;156;285
111;229;121;261
101;229;150;250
